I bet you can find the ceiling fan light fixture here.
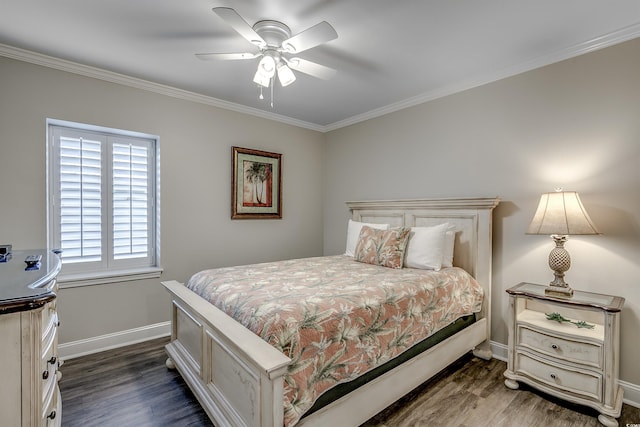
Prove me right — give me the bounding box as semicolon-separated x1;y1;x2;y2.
201;7;338;102
257;54;276;78
253;70;271;87
277;63;296;87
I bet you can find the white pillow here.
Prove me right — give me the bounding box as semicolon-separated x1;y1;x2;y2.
404;223;451;270
441;227;456;268
345;219;389;257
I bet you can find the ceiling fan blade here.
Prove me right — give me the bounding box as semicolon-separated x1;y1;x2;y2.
196;52;259;61
212;7;266;47
282;21;337;53
287;58;336;80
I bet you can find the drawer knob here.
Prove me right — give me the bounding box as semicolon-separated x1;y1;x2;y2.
48;356;57;365
47;410;57;420
42;370;49;380
550;373;557;380
551;344;558;350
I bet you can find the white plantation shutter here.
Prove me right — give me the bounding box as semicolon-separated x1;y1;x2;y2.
112;141;151;260
49;123;157;277
58;134;103;263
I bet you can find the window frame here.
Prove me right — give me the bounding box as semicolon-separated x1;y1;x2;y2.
47;119;161;288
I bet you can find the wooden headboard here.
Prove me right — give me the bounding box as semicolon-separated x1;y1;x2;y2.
346;197;500;352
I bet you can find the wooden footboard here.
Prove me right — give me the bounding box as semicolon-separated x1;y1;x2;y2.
164;280;290;427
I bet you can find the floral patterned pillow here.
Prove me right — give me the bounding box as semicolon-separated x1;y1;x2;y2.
354;226;411;269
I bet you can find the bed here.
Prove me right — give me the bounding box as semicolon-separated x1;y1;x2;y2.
162;197;499;427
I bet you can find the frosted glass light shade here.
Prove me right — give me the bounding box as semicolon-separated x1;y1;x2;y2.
277;63;296;87
257;55;276;78
253;71;271;87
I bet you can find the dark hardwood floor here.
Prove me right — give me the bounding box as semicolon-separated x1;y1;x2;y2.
59;337;212;427
59;337;640;427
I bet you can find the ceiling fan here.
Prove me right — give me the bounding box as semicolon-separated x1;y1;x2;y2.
196;7;338;95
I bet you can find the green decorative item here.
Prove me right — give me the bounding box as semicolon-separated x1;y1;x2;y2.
546;312;595;329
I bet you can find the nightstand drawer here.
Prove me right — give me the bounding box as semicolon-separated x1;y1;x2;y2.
516;351;602;401
517;325;602;368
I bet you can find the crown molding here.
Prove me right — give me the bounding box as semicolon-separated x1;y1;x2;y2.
0;43;325;133
324;22;640;132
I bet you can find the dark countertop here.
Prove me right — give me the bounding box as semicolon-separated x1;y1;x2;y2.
0;250;62;314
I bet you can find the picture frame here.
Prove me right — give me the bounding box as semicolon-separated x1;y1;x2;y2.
231;146;282;219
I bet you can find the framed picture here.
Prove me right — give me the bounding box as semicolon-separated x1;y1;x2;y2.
232;146;282;219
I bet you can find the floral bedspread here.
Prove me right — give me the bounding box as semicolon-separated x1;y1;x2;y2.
186;255;483;427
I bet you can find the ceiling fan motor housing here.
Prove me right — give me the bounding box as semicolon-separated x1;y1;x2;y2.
252;20;291;49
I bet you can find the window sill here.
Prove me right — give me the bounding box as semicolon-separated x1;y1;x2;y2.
58;267;163;289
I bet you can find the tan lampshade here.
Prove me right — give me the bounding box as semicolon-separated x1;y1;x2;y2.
527;191;600;236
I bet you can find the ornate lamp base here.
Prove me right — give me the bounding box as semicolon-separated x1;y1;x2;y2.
545;235;573;297
545;284;574;297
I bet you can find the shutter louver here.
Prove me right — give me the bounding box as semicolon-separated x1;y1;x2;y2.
59;136;102;263
113;143;149;260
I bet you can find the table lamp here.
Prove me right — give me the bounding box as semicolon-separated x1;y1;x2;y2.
526;190;600;297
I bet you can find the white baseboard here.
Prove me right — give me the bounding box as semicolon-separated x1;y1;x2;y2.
58;321;171;361
488;340;639;409
490;340;508;362
620;380;640;409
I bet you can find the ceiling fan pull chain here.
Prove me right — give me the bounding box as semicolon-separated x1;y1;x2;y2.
259;85;264;100
270;77;274;108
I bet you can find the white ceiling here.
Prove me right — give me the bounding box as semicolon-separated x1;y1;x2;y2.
1;1;640;131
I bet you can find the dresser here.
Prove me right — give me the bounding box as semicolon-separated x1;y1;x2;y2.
0;250;62;426
504;282;624;427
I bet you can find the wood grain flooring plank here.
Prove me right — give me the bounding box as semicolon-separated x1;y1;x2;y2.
59;337;213;427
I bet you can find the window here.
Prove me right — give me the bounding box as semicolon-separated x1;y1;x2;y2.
47;120;160;286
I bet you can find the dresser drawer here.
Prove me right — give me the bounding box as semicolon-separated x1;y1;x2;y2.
42;385;60;426
41;326;58;408
515;351;602;401
517;324;602;368
41;300;58;339
42;379;57;422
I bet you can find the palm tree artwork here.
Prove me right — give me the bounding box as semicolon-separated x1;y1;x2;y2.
243;160;272;207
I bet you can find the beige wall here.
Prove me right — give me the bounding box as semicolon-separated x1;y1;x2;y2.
324;38;640;385
0;56;325;343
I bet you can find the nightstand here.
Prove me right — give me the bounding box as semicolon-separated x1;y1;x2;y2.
504;282;624;427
